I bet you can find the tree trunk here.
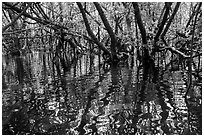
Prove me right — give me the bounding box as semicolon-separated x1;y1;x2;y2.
93;2;118;61
154;2;172;43
122;3;132;35
77;2;111;57
132;2;157;82
162;3;180;37
132;2;147;45
185;3;200;98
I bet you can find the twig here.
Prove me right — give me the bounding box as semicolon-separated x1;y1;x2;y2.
165;46;190;58
161;38;190;58
2;24;50;35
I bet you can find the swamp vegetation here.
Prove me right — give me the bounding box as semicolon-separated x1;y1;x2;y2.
2;2;202;135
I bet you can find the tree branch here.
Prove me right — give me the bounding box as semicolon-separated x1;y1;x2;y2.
84;8;106;30
2;3;32;32
165;46;189;58
3;2;69;31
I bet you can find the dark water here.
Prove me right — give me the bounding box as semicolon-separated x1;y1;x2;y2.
2;51;202;135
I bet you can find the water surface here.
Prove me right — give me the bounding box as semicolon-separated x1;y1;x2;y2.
2;51;202;135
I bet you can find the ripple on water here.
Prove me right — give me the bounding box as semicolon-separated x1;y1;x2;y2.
2;54;202;135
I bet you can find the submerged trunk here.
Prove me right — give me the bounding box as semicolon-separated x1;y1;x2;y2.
132;2;158;82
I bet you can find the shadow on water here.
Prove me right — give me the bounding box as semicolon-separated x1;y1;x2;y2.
2;51;202;135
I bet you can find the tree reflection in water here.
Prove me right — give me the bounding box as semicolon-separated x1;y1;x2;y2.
2;52;202;135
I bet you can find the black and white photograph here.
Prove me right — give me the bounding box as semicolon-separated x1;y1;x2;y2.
1;2;202;135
